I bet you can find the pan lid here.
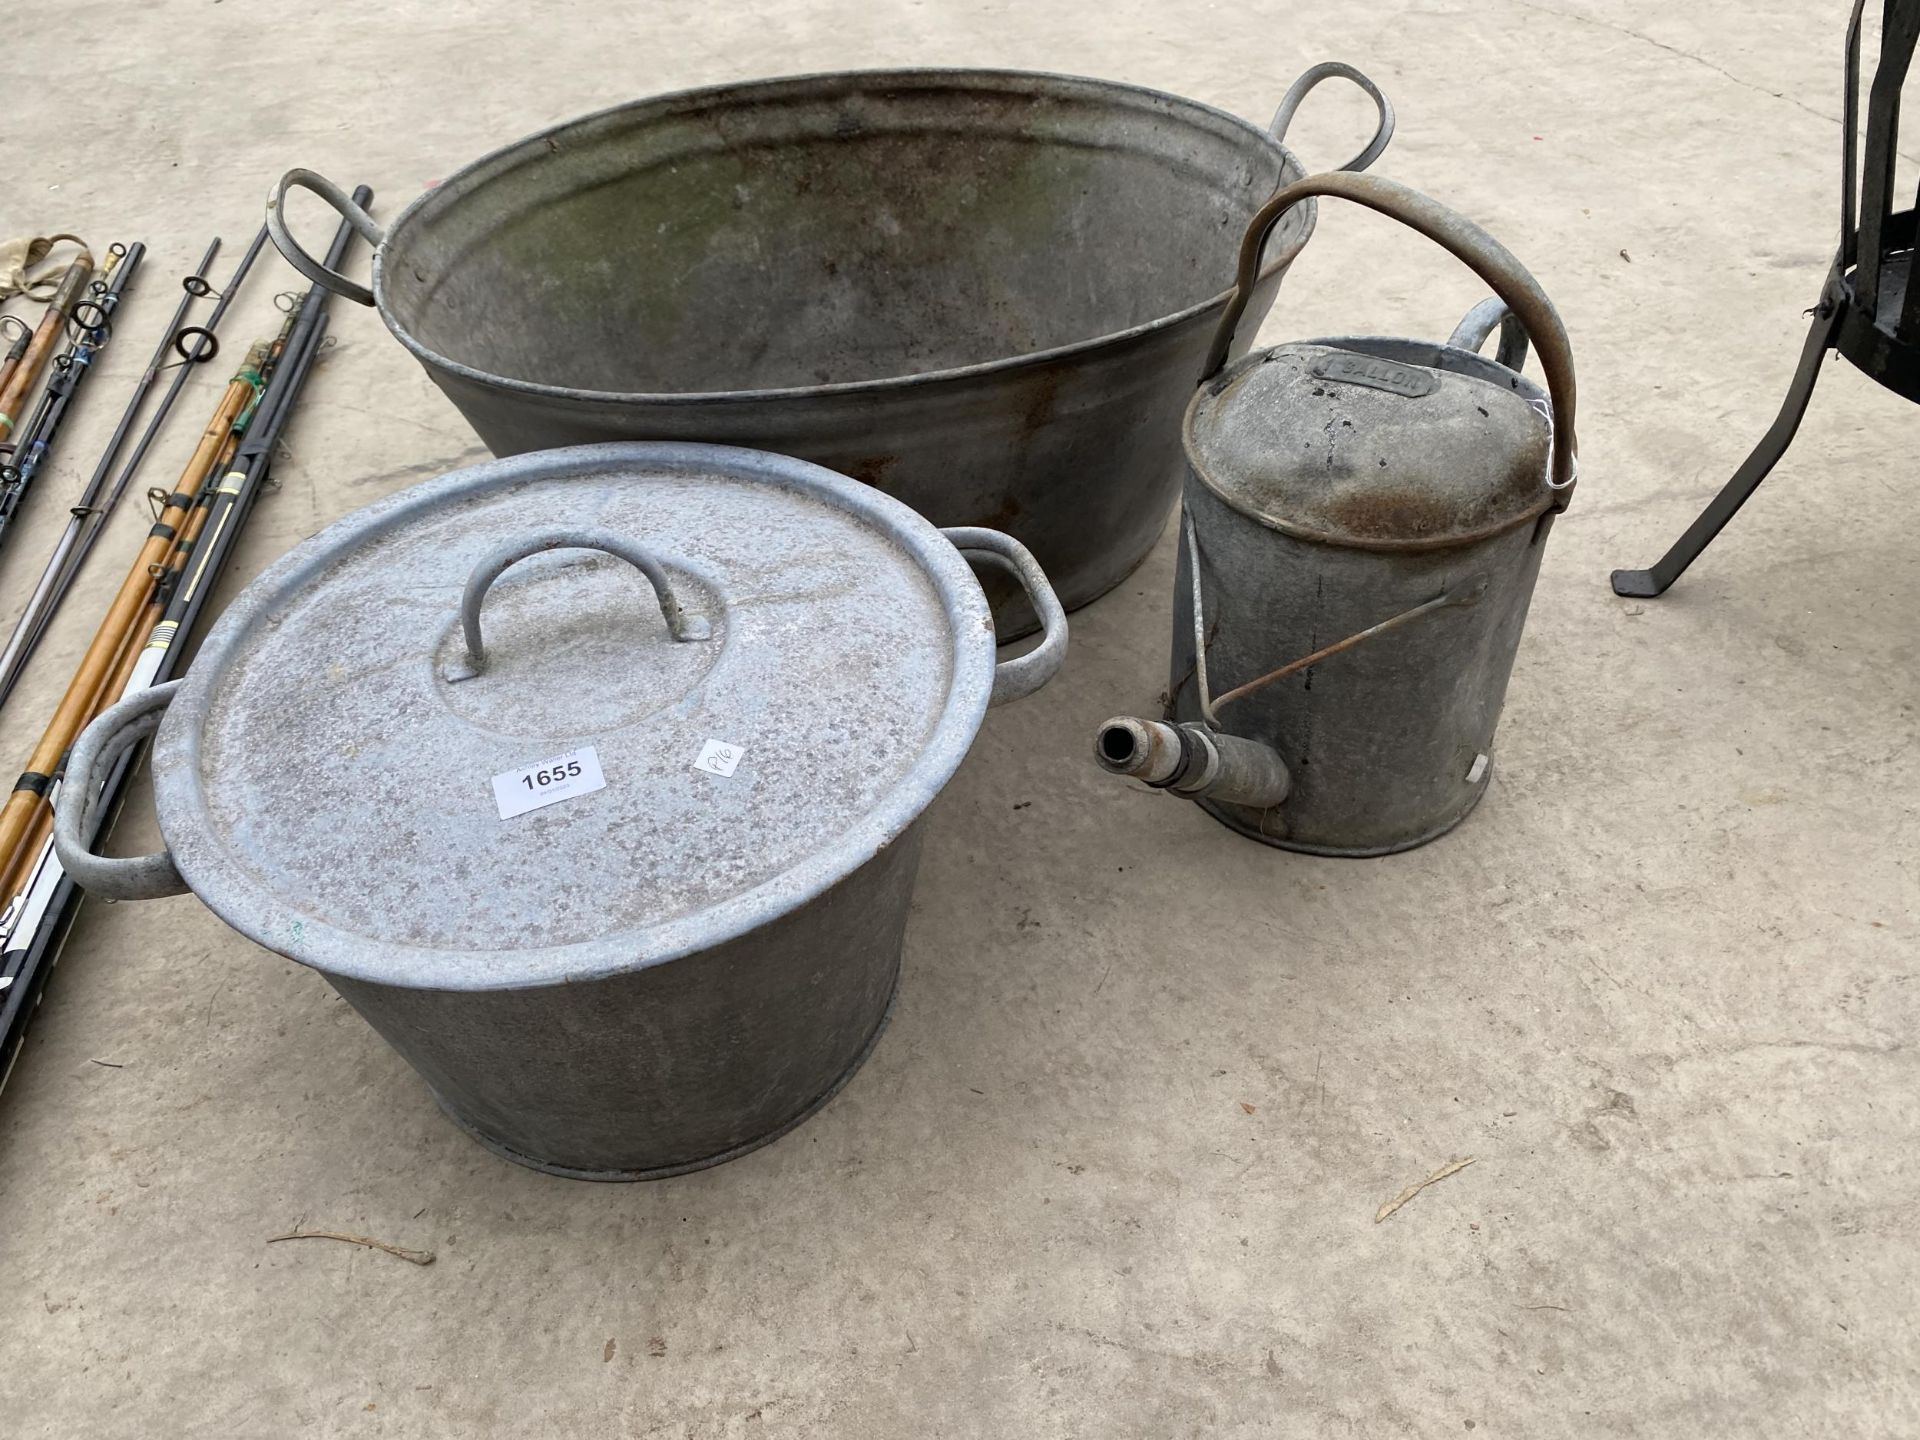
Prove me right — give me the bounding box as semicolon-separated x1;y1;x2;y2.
150;443;1000;991
1185;338;1555;550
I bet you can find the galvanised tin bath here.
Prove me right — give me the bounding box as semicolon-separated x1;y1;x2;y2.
264;65;1392;632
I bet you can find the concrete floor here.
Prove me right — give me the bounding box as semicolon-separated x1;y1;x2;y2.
2;1;1916;1434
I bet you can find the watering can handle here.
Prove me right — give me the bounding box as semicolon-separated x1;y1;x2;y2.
267;169;385;308
1204;172;1578;509
1269;63;1396;174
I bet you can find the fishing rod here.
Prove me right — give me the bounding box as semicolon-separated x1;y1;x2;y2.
141;316;320;687
12;229;269;686
0;377;263;1079
0;317;32;403
134;308;303;682
5;285;323;925
0;329;275;943
0;239;222;715
0;252;93;448
0;244;143;561
0;193;371;1094
0;343;267;909
145;192;364;681
0;401;259;948
0;341;274;948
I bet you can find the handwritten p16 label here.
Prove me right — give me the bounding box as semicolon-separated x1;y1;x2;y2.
492;746;606;820
693;739;744;779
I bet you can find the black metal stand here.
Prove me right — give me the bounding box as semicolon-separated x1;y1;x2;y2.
1611;279;1845;597
1613;0;1920;597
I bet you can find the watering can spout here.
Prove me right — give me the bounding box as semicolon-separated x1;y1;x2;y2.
1093;718;1292;810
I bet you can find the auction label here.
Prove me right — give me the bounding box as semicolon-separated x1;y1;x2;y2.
493;746;607;820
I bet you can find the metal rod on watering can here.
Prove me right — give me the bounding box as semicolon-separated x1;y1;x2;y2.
1205;581;1488;714
0;343;267;907
0;195;370;1096
0;244;144;565
0;239;221;715
11;229;271;692
0;252;94;448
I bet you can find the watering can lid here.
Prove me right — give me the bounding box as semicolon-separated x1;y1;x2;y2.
1185;339;1555;550
147;442;1001;992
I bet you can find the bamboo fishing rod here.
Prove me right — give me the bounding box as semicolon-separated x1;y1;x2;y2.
0;239;221;714
0;422;251;938
0;343;267;892
0;318;31;403
0;419;250;918
0;193;372;1092
3;291;305;909
2;230;271;698
1;261;334;925
0;244;143;560
0;418;251;906
0;360;266;1055
139;310;313;687
0;253;94;448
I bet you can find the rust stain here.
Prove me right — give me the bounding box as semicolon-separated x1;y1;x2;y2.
843;455;900;488
982;490;1025;530
1318;484;1465;541
1016;367;1062;442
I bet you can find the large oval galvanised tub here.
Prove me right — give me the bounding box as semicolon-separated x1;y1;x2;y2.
266;66;1391;629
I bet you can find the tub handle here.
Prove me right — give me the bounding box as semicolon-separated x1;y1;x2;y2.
1203;172;1577;508
1270;62;1396;174
266;169;384;308
447;529;711;682
1448;297;1531;374
942;527;1068;706
52;681;190;903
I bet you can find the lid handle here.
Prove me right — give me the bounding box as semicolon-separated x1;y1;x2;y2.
454;529;711;681
1203;172;1578;509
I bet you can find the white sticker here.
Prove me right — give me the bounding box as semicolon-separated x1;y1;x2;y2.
1466;753;1490;784
492;746;606;820
693;738;744;779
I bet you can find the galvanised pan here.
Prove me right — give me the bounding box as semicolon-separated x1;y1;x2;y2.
266;65;1391;632
54;443;1067;1180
